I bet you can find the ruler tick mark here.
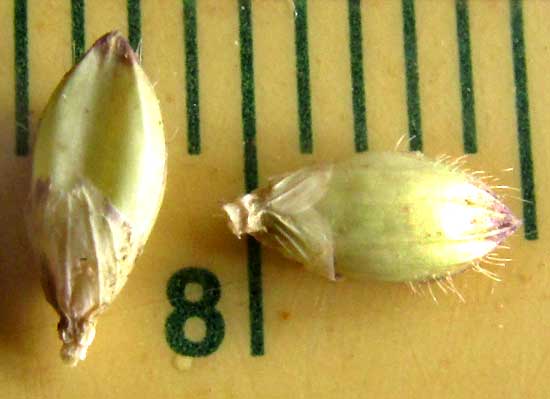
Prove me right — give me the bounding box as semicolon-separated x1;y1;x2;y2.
455;0;477;154
348;0;368;153
71;0;85;64
128;0;142;53
238;0;264;356
294;0;313;154
183;0;201;155
402;0;422;151
14;0;29;156
510;0;538;240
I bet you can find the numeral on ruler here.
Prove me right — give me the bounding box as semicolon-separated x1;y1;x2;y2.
165;267;225;357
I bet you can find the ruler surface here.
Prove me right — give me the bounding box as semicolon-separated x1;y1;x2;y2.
0;1;549;398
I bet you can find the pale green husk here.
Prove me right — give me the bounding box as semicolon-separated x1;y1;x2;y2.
28;32;166;366
224;152;521;282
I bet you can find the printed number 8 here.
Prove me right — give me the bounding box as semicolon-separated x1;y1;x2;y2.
165;267;225;357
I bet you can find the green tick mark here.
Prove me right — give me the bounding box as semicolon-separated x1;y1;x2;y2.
14;0;29;156
238;0;264;356
509;0;538;240
402;0;422;152
183;0;201;155
294;0;313;154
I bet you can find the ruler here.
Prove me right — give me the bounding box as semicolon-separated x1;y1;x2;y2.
1;1;548;398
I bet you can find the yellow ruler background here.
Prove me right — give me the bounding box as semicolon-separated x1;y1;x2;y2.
1;0;549;398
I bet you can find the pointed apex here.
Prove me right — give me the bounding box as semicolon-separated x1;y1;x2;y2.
92;31;139;66
58;316;97;367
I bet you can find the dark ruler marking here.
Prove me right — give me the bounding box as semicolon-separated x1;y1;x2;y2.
294;0;313;153
165;267;225;357
238;0;264;356
127;0;141;52
455;0;477;154
401;0;422;151
71;0;85;63
246;236;263;355
14;0;29;156
183;0;200;154
348;0;368;152
510;0;538;240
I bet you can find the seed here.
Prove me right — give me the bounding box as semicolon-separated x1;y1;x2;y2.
27;32;166;366
223;152;521;283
